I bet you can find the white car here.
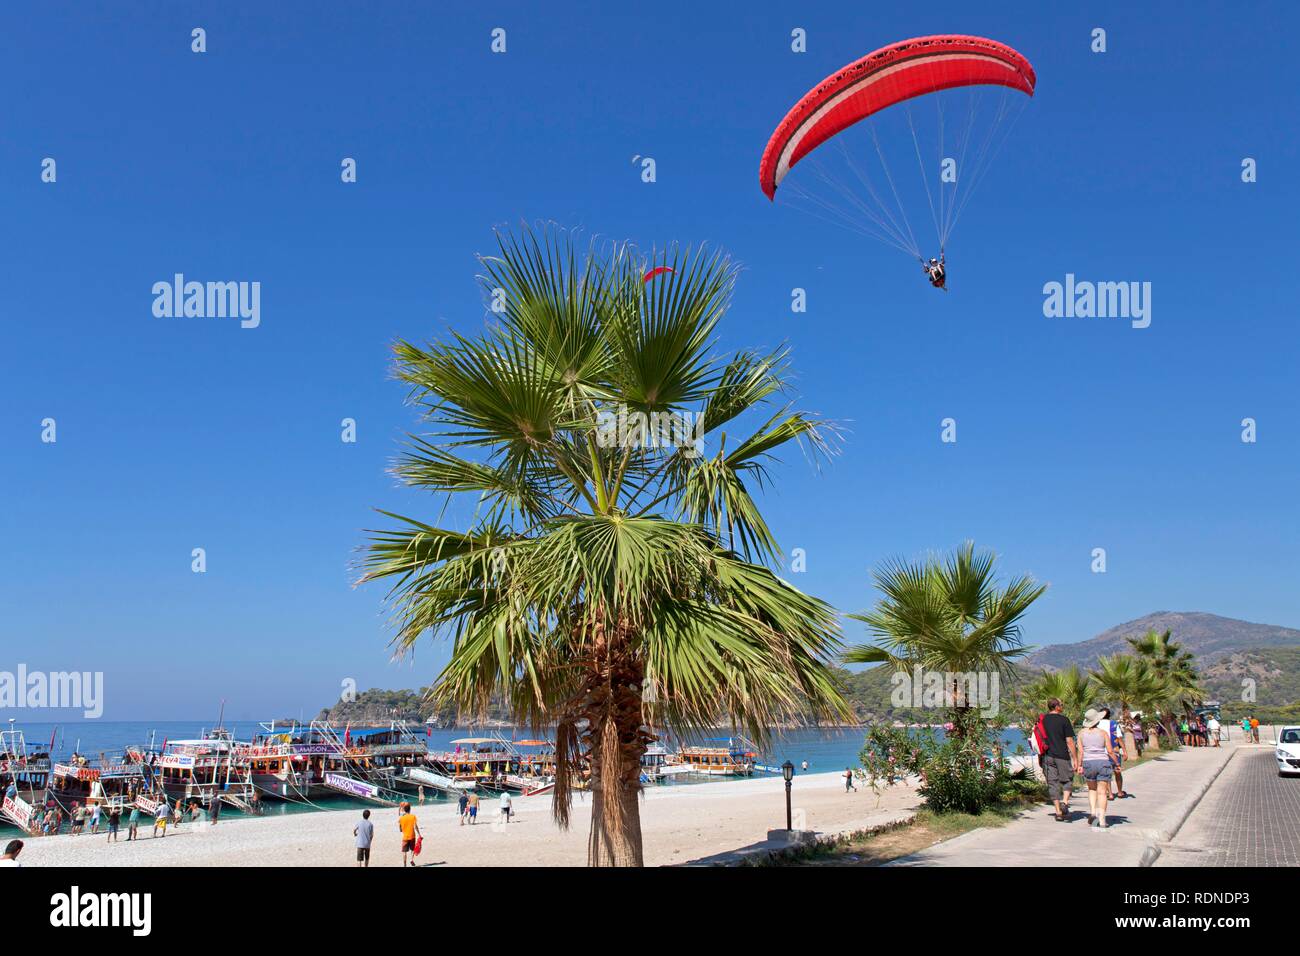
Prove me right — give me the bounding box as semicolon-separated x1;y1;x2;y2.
1276;726;1300;777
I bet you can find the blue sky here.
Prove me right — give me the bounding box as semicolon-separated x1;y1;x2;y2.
3;2;1297;720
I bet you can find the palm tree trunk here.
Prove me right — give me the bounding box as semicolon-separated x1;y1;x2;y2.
1120;704;1137;761
582;623;650;867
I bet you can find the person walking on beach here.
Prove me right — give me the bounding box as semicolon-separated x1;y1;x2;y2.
843;767;857;792
106;806;121;843
1077;709;1118;829
1041;697;1078;822
801;760;808;773
153;801;169;838
457;790;469;825
499;790;513;824
468;791;480;825
397;802;421;867
354;809;374;868
89;802;101;834
127;804;140;841
0;840;23;867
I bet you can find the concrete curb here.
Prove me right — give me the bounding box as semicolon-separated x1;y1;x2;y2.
1138;745;1238;867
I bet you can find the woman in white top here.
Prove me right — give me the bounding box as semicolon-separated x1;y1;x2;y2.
1076;708;1118;829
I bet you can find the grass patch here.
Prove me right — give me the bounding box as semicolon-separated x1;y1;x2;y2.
752;798;1038;867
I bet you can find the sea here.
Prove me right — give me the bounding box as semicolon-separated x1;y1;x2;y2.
2;720;1028;836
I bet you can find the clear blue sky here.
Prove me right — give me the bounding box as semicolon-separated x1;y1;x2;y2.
4;2;1297;720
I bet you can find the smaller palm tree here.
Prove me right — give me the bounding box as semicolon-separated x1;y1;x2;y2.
844;542;1047;734
1021;666;1093;727
1090;654;1165;759
1127;630;1203;746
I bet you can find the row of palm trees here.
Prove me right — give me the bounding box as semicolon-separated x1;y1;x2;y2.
1019;630;1204;758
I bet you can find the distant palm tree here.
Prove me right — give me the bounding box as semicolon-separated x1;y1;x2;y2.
844;543;1046;733
1127;629;1202;747
361;225;851;866
1090;654;1166;759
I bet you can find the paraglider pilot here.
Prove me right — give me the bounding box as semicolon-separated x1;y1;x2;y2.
924;255;946;290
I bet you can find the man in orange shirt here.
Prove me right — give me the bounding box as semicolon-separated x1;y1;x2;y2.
397;802;421;867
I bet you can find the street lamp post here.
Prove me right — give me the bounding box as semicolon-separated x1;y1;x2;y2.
782;760;794;831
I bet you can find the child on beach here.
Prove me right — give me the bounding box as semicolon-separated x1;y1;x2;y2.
354;809;374;868
397;802;421;867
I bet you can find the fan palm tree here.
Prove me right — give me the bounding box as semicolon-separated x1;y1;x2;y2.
1127;629;1202;747
1089;654;1166;759
843;543;1047;733
360;225;851;866
1019;665;1094;727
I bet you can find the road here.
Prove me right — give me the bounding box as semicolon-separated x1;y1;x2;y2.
1157;746;1300;867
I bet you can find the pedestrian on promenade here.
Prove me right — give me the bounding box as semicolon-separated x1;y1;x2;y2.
397;802;421;867
106;806;121;843
1250;716;1260;744
1077;708;1117;829
1099;708;1128;799
127;804;140;841
1207;714;1221;747
843;767;857;792
1179;717;1190;747
354;808;374;868
457;790;469;825
1041;697;1078;822
1130;716;1145;757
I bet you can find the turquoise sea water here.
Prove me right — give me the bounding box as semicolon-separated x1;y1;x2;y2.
2;720;1027;836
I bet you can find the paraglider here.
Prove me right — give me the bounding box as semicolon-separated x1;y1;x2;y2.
759;35;1036;289
642;266;674;283
924;255;946;290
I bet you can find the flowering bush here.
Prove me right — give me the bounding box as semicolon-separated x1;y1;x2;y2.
857;721;1017;814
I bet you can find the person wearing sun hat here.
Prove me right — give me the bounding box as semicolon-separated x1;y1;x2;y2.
1077;708;1119;829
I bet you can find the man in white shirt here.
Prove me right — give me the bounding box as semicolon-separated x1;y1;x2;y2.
1207;715;1221;747
500;791;513;824
0;840;22;867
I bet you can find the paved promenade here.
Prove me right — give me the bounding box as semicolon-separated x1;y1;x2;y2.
888;741;1239;867
1156;745;1300;866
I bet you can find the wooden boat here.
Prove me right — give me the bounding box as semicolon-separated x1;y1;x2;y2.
1;728;51;834
672;738;758;777
149;729;259;812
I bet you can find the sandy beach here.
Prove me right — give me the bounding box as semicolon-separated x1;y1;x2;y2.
17;771;923;867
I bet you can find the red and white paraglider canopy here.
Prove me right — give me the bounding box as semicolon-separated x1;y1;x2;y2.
760;35;1035;200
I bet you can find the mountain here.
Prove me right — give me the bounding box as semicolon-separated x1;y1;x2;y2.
1026;611;1300;671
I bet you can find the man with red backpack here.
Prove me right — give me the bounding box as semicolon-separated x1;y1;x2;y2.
1035;698;1078;822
